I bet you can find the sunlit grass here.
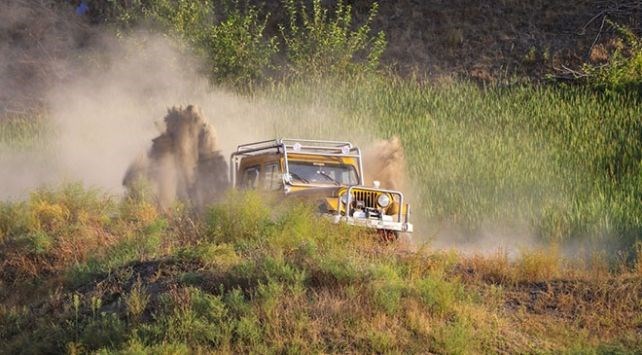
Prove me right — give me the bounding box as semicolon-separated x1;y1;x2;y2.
1;77;641;251
0;187;640;353
263;77;642;250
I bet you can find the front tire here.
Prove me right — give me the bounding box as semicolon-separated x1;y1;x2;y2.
378;230;399;242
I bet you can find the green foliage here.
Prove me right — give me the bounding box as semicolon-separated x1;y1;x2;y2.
157;287;232;347
583;21;642;93
109;0;277;87
206;190;272;245
0;110;50;151
125;278;151;320
432;316;475;355
104;0;386;87
264;76;642;249
280;0;386;78
416;275;462;316
368;263;405;314
79;313;128;350
1;191;641;353
314;252;361;285
200;6;278;87
234;314;262;347
175;242;240;269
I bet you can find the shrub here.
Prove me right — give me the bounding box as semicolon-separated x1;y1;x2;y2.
107;0;277;87
256;279;284;317
517;248;561;281
0;184;117;283
234;314;263;347
124;278;150;320
368;263;405;315
280;0;386;78
432;316;475;355
175;242;240;270
416;275;462;316
582;21;642;93
206;191;272;246
79;313;128;351
161;287;232;347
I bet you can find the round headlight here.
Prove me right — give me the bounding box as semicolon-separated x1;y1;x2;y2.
340;193;349;204
377;194;391;208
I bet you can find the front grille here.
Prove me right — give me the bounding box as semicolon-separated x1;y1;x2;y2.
352;190;379;208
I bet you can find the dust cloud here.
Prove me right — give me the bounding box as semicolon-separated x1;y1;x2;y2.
0;1;549;256
123;105;228;209
363;136;407;191
0;1;272;200
0;0;94;111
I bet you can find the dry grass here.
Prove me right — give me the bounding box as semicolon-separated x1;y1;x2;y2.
0;187;640;353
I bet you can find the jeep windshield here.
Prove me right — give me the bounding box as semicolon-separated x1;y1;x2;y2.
287;161;358;186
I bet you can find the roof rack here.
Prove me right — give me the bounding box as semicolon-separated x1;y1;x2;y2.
236;138;353;154
230;138;364;185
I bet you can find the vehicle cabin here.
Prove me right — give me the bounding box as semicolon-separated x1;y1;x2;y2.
230;139;363;193
229;138;413;235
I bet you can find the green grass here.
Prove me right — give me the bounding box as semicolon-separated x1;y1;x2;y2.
262;76;642;251
0;187;640;353
2;76;641;252
0;110;51;151
2;1;641;352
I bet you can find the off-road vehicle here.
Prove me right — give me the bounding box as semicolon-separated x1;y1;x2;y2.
230;138;413;238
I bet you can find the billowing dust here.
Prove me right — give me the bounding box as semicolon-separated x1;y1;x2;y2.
123;105;228;209
0;0;547;255
363;136;407;191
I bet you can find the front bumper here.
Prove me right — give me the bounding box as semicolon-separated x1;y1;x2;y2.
330;215;413;233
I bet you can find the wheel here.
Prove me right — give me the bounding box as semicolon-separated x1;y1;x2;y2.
378;230;399;242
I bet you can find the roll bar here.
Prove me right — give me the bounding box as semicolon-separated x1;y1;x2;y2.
229;138;365;187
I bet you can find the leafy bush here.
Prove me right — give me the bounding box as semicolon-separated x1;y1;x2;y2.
280;0;386;78
416;275;462;316
583;21;642;93
104;0;386;87
206;190;272;245
108;0;277;87
432;316;475;355
368;263;405;315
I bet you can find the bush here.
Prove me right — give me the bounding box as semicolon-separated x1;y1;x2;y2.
368;263;405;315
416;275;462;316
0;184;116;282
108;0;277;87
583;21;642;93
280;0;386;78
105;0;386;87
432;316;475;355
206;191;272;246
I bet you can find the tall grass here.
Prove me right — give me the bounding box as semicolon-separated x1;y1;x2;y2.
2;77;640;251
1;188;640;353
264;77;642;250
0;110;51;151
2;76;640;251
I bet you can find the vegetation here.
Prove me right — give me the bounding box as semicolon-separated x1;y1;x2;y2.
103;0;385;86
265;76;642;249
1;0;641;353
1;188;641;353
582;20;642;94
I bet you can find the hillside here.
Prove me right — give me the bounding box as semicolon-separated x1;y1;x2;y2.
262;0;642;80
3;0;642;111
1;0;641;353
1;188;641;353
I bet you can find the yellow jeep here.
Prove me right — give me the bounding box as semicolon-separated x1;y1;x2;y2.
230;139;413;238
